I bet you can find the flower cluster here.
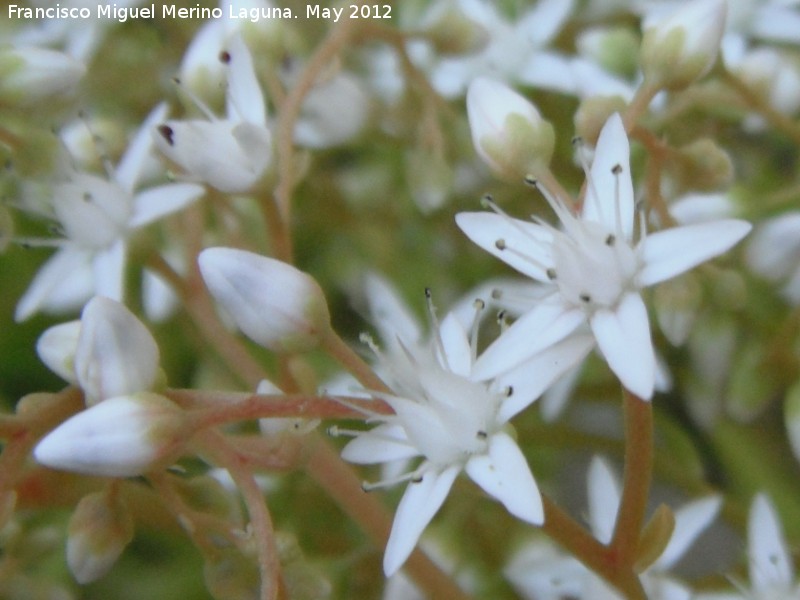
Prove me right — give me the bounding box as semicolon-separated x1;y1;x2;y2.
1;0;800;598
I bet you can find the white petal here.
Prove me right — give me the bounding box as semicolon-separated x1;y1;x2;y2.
746;212;800;280
340;424;420;465
638;220;752;287
583;113;634;240
656;496;721;570
224;34;266;126
92;240;126;302
383;465;459;576
590;293;656;400
495;334;594;423
465;431;543;524
115;103;169;193
438;313;472;377
587;456;621;545
748;494;794;591
37;321;82;384
456;212;555;282
519;0;574;47
15;248;93;322
473;302;585;381
130;183;204;229
364;273;423;347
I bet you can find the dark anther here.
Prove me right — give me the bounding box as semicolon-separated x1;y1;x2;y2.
424;287;432;299
157;124;175;146
611;164;623;175
605;234;616;246
495;239;507;250
504;386;514;397
523;175;538;187
411;476;423;484
476;430;488;440
219;50;231;64
571;136;583;146
579;293;591;303
546;267;557;280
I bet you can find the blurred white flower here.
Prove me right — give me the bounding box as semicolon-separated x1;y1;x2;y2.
155;35;272;193
696;494;800;599
15;104;204;321
507;456;721;600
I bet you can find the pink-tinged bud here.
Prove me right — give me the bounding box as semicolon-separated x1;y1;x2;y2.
74;297;161;405
34;393;190;478
198;248;331;353
640;0;727;90
0;47;85;104
466;77;555;181
67;489;134;583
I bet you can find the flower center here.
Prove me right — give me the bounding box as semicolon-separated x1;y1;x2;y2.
552;220;638;311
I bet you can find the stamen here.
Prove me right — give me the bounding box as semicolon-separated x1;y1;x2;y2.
495;238;506;250
219;50;232;64
611;164;623;236
497;310;509;333
361;465;427;492
504;386;514;397
605;234;616;246
425;288;450;371
546;267;557;280
523;174;537;187
469;298;485;364
172;77;218;121
476;430;488;440
579;293;592;303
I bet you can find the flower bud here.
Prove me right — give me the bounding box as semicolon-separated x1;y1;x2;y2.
198;248;331;353
466;77;555;181
74;297;161;405
640;0;727;90
668;139;734;192
574;95;629;146
0;46;85;105
67;489;134;583
34;392;190;478
420;3;489;56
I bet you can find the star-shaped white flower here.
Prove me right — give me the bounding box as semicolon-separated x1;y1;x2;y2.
696;494;800;600
337;296;592;576
15;105;205;321
457;112;751;399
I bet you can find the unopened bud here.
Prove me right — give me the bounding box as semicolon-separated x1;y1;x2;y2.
74;297;161;405
573;95;629;146
67;489;134;583
0;46;85;104
34;392;190;478
640;0;727;90
421;4;489;56
36;321;82;384
654;274;702;346
199;248;332;353
669;139;733;192
466;77;555;181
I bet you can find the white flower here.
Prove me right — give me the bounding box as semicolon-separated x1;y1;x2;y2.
696;494;800;600
506;456;721;600
36;296;161;406
466;77;555;180
34;392;189;478
198;247;331;353
154;34;271;193
640;0;727;90
414;0;575;98
746;211;800;305
15;104;204;321
337;295;592;576
456;112;751;399
0;46;85;104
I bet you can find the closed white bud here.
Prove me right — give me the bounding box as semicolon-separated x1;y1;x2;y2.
67;489;134;583
74;297;161;405
34;392;190;478
36;321;82;385
0;46;85;104
466;77;555;181
640;0;727;90
198;248;331;353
